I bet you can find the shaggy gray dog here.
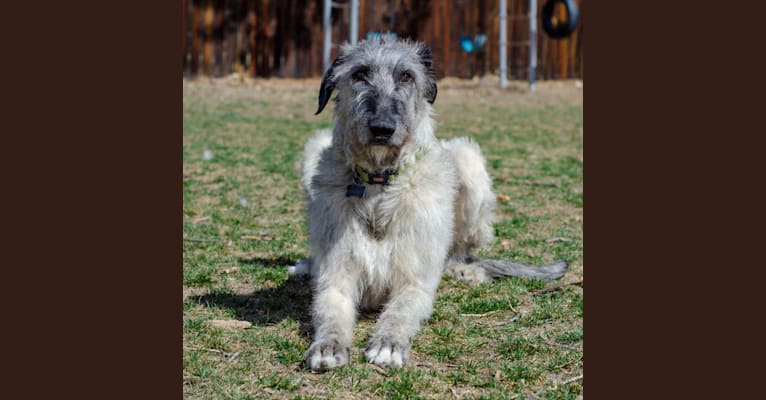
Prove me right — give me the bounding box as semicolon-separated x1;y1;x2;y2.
293;38;567;371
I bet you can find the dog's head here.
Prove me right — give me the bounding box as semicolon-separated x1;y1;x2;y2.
315;39;437;158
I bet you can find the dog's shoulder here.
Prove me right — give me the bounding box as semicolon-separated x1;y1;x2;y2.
304;135;353;195
416;143;461;179
387;144;460;201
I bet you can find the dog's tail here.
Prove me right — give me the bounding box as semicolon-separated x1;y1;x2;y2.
475;258;568;280
446;257;568;286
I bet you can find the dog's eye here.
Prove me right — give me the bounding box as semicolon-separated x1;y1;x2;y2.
399;72;413;83
352;70;368;82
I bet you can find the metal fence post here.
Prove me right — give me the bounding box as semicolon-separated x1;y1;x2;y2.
323;0;332;72
529;0;537;91
499;0;508;89
350;0;359;45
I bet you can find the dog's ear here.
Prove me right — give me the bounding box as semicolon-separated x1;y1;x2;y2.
316;56;345;115
417;44;438;104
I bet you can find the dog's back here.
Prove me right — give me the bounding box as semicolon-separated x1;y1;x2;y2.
300;128;333;201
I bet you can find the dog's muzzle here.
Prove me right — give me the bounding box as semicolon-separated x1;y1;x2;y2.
368;117;396;145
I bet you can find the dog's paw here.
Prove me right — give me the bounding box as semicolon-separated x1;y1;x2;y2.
304;337;350;371
365;336;410;368
287;258;311;276
445;262;491;286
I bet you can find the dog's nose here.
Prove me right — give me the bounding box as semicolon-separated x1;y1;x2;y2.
368;118;396;140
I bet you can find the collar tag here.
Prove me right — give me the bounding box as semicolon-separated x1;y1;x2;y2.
346;184;366;198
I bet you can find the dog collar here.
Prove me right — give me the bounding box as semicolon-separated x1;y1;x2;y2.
354;165;399;185
346;165;399;198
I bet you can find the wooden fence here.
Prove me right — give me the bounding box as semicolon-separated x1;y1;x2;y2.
182;0;583;80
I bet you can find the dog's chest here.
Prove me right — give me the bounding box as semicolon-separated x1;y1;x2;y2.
354;190;396;240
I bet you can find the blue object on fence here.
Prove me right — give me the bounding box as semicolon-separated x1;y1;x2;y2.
366;32;398;41
474;34;487;48
460;34;488;53
460;35;474;52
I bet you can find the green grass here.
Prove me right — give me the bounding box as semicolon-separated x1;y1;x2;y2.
183;78;583;399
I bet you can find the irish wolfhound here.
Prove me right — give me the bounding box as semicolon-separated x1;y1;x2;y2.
294;38;567;371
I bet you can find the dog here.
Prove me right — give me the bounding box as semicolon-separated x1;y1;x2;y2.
293;38;568;371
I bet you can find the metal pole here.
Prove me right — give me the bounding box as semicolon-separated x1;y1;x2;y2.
529;0;537;91
350;0;359;45
499;0;508;89
323;0;332;72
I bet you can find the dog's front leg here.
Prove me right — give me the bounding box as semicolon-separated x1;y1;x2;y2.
304;266;359;371
365;282;438;368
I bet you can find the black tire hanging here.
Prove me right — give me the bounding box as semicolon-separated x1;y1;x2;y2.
541;0;580;39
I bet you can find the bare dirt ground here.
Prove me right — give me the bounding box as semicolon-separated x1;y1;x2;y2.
183;73;583;108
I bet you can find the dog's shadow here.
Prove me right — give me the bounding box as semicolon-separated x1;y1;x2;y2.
187;257;314;338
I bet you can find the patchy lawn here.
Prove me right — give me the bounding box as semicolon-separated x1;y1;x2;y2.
183;75;583;399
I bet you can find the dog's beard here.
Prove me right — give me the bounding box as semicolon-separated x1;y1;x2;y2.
364;145;401;169
344;142;402;171
337;123;405;170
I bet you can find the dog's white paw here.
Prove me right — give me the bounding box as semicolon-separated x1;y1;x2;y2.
304;338;350;371
445;262;491;286
365;336;410;368
287;259;311;276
